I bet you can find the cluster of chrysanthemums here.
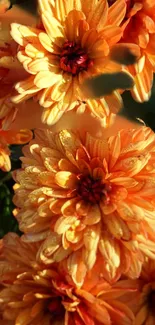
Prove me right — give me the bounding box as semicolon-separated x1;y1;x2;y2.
1;0;155;324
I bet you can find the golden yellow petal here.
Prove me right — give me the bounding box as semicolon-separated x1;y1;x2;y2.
41;102;66;125
67;250;87;286
15;308;32;325
42;12;64;40
39;32;62;53
131;64;153;102
65;10;86;42
85;132;109;160
99;235;121;277
83;224;100;269
52;245;72;262
81;29;98;50
61;198;79;216
134;305;148;325
34;70;61;89
108;134;121;169
104;213;131;241
110;177;138;188
37;232;61;264
106;299;135;325
117;202;144;221
83;204;101;225
100;26;122;47
107;0;126;26
55;171;78;189
54;216;77;234
28;58;50;74
86;0;108;31
126;254;143;279
38;0;54;14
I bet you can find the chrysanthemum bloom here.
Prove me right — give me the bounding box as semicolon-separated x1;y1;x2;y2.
134;259;155;324
0;63;32;172
0;19;33;171
0;19;27;129
0;73;17;130
0;24;17;129
0;232;136;325
119;259;155;325
10;0;128;126
0;7;39;130
116;0;155;102
0;128;32;171
13;126;155;284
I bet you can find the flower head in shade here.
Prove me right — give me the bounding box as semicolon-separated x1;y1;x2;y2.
0;232;135;325
0;20;28;130
0;72;17;131
10;0;127;125
119;259;155;325
116;0;155;102
134;259;155;325
13;126;155;285
0;26;16;129
0;129;32;171
0;22;33;171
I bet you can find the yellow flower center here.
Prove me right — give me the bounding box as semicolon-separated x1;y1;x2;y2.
77;175;112;204
59;40;94;75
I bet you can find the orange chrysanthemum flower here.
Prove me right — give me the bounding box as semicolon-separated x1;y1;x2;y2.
10;0;127;126
120;259;155;325
0;232;135;325
134;259;155;324
118;0;155;102
0;131;11;171
13;126;155;284
0;22;33;171
0;20;28;130
0;128;32;171
0;73;17;131
0;24;18;129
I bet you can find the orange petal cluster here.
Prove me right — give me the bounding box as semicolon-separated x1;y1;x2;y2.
10;0;127;125
0;22;19;130
120;0;155;102
0;129;33;171
0;19;31;129
13;126;155;285
1;2;155;324
134;259;155;324
0;21;33;171
118;258;155;325
0;232;136;325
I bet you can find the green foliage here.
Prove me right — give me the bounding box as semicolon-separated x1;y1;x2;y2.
0;180;16;238
0;145;23;238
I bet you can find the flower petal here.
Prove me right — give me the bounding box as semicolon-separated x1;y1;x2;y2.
107;0;126;26
83;224;100;269
55;171;78;189
86;0;108;31
42;12;64;40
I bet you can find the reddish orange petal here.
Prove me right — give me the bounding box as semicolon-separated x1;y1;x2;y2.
0;129;32;145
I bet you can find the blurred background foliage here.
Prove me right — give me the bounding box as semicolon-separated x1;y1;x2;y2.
0;0;155;237
0;145;22;238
